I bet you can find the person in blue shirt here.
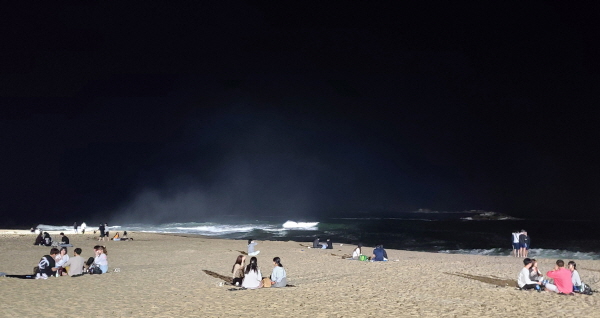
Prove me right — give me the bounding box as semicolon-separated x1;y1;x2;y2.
371;244;388;261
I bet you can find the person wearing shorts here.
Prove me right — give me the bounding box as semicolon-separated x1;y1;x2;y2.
512;231;520;257
519;230;528;258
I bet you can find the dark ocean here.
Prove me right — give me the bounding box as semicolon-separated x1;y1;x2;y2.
36;212;600;260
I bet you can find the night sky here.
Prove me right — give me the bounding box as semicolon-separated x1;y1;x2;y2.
2;2;599;227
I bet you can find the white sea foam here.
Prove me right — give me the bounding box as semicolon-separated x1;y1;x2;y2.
282;221;319;229
439;248;600;260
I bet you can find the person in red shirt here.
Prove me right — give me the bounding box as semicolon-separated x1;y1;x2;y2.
545;259;574;294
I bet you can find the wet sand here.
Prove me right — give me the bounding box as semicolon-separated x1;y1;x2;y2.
1;231;599;317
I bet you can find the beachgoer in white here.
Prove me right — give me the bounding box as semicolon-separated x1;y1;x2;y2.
241;257;262;289
568;261;582;292
81;222;87;234
511;231;520;257
247;239;260;256
518;258;542;291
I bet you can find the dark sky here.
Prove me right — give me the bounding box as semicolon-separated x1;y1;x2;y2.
2;2;599;226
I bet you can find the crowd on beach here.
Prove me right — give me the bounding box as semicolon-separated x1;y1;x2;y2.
512;229;531;258
517;258;589;294
230;239;287;289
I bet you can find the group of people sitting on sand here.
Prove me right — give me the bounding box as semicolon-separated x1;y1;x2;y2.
349;243;388;261
231;255;287;289
34;245;109;279
518;258;585;294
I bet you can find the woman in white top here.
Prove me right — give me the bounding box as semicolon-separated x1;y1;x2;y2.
269;257;287;288
568;261;582;292
352;243;363;259
529;259;543;282
93;245;109;274
241;256;262;289
55;247;70;276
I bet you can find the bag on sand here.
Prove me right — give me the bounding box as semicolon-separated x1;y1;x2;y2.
359;255;368;261
579;283;593;295
262;278;271;288
89;265;103;275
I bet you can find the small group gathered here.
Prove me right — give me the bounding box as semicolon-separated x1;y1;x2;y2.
231;254;287;289
34;245;109;279
34;232;72;247
518;258;592;295
511;229;530;258
348;243;388;261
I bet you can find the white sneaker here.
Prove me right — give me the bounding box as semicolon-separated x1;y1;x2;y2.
35;273;41;279
41;273;48;279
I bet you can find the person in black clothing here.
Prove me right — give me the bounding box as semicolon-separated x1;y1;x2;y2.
60;232;70;245
42;232;52;246
34;233;43;245
313;237;322;248
98;223;105;241
36;248;59;279
73;222;78;234
325;238;333;249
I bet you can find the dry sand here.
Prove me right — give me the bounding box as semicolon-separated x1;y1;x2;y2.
1;231;599;317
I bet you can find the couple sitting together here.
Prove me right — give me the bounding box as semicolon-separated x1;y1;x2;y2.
518;258;584;294
231;255;287;289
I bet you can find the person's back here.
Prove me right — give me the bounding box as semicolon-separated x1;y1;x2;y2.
63;249;85;276
247;239;259;256
313;237;320;248
326;239;333;249
61;233;69;245
271;266;287;288
546;260;574;294
372;246;385;261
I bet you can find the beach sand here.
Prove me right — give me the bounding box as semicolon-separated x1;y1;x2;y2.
1;231;599;317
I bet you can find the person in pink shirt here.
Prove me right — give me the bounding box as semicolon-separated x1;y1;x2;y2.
545;259;574;294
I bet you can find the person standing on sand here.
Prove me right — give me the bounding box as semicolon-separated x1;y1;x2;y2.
98;223;105;241
104;223;109;241
81;222;86;234
518;230;527;258
73;222;78;234
545;259;573;294
511;231;521;257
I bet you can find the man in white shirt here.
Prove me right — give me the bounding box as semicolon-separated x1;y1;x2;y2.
518;258;542;291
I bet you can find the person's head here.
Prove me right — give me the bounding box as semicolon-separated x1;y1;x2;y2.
74;248;82;256
358;243;363;248
530;259;538;267
568;261;577;271
60;247;67;255
232;255;245;273
523;258;533;267
248;239;253;245
556;259;565;268
245;256;259;274
50;248;60;256
273;257;283;267
94;245;107;255
60;232;65;236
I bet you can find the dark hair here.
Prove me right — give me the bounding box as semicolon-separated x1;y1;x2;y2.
556;259;565;267
523;258;532;266
50;248;60;255
568;261;577;269
245;256;258;274
60;232;64;235
94;245;107;255
74;248;82;255
232;255;244;273
273;257;283;267
60;247;68;254
248;239;252;245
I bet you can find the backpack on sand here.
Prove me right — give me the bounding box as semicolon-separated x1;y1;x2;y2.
579;283;593;295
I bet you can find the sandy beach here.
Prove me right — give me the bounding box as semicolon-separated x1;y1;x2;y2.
1;231;598;317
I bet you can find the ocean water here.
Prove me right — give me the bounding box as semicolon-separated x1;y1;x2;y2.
36;214;600;260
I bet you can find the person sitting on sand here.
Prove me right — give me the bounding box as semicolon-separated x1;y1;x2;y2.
59;232;70;245
54;247;70;275
325;238;333;249
371;244;388;261
43;232;52;246
269;257;287;288
241;256;262;289
518;258;542;290
529;259;543;283
568;261;582;292
313;236;325;248
36;248;60;279
232;255;246;286
247;239;260;256
112;232;120;240
352;243;363;259
61;248;85;276
93;245;109;274
34;232;43;245
545;259;573;294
